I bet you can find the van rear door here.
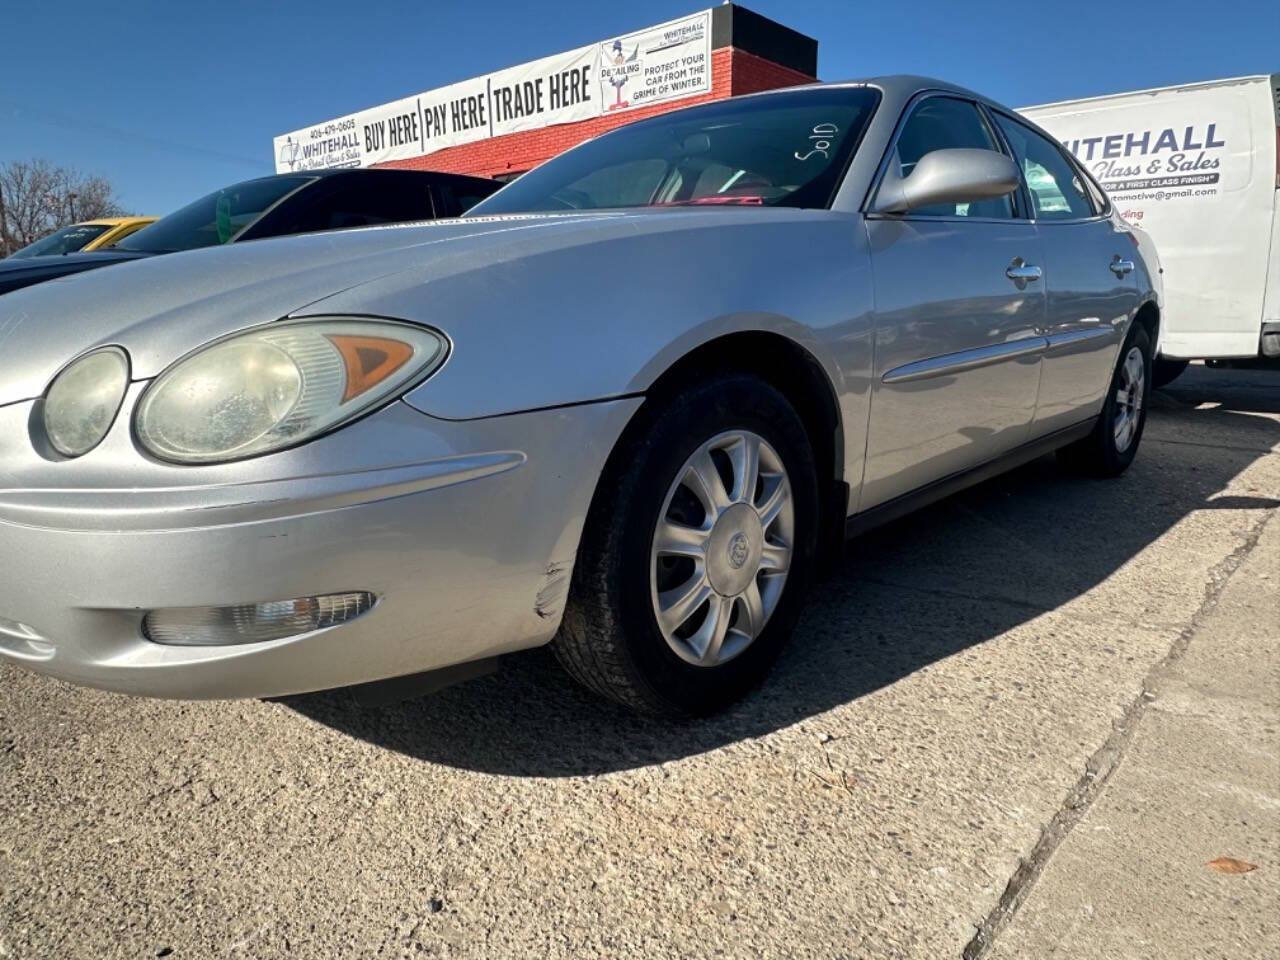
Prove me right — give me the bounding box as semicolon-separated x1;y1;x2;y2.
1022;76;1276;361
1261;73;1280;357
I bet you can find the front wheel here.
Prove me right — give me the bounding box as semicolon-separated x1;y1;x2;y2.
1058;323;1152;477
554;374;820;716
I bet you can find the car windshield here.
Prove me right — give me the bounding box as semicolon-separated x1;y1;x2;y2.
469;87;880;215
116;176;314;253
7;223;112;258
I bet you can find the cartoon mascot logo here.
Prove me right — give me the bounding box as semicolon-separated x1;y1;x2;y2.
277;136;300;171
603;39;639;111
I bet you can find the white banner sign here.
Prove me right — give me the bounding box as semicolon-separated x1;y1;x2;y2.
274;11;712;173
598;12;710;115
490;44;597;138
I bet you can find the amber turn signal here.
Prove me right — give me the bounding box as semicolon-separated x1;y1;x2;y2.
327;334;416;402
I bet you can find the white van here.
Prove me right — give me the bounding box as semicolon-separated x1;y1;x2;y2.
1022;74;1280;385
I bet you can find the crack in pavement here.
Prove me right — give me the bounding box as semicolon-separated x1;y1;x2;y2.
961;507;1276;960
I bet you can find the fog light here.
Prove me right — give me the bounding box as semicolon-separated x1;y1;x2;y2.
143;592;375;646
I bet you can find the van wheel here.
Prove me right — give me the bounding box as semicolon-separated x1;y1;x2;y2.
554;374;819;717
1152;357;1188;388
1059;323;1152;477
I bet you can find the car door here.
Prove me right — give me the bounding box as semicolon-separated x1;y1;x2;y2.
859;95;1047;511
991;111;1142;436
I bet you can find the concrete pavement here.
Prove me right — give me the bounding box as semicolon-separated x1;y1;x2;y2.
985;487;1279;960
1;363;1277;959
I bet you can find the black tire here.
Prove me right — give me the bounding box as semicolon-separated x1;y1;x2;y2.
553;373;820;717
1058;323;1152;477
1152;357;1189;388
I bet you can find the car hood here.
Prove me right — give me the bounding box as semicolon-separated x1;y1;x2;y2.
0;210;797;407
0;214;623;405
0;250;149;275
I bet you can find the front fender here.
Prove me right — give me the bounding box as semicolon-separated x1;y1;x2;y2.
1129;225;1165;354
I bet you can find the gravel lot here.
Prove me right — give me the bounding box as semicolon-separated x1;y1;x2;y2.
2;363;1277;959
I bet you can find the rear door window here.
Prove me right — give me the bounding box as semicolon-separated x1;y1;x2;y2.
993;113;1096;220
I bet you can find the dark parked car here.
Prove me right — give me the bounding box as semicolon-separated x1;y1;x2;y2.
0;169;499;296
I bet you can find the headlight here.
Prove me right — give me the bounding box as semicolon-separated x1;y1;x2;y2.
43;346;130;457
135;318;446;463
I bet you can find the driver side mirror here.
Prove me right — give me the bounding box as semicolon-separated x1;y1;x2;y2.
872;148;1020;215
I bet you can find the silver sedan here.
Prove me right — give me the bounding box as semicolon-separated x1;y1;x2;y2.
0;76;1162;715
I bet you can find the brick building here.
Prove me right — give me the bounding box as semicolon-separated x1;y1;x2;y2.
275;5;817;182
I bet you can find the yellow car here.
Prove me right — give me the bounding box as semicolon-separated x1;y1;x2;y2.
5;216;156;259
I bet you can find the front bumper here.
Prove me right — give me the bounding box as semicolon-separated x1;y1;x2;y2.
0;387;640;698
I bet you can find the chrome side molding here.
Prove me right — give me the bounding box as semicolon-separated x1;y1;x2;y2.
1044;327;1116;351
882;337;1048;384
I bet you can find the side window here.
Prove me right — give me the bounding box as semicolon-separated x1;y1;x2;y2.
283;179;436;234
890;96;1014;219
434;184;460;217
437;182;498;216
1076;161;1109;214
993;114;1095;220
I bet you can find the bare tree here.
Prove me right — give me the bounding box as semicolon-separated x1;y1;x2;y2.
0;159;125;256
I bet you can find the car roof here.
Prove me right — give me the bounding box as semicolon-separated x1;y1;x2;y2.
853;74;987;98
740;74;1006;109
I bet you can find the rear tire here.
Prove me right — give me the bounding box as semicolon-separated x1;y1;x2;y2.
1152;357;1188;388
554;374;820;717
1058;323;1152;477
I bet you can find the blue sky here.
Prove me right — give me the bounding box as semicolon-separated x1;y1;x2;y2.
3;0;1276;215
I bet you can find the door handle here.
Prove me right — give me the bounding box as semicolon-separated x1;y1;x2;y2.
1006;258;1042;284
1110;256;1135;277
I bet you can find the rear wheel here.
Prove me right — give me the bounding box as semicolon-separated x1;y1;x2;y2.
1058;323;1152;477
1152;357;1188;388
554;374;820;716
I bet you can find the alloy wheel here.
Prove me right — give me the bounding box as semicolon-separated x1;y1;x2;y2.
1114;345;1145;452
649;430;793;667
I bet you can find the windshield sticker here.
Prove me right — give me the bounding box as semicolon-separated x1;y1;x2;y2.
215;195;233;244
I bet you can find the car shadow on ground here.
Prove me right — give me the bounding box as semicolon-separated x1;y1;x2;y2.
1163;363;1280;414
288;369;1279;777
